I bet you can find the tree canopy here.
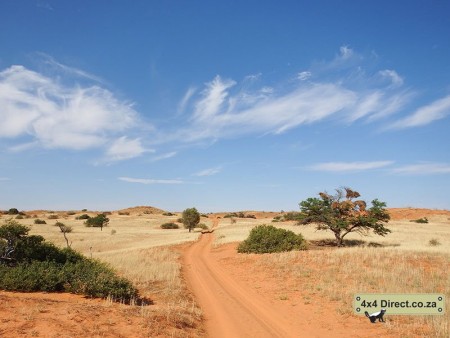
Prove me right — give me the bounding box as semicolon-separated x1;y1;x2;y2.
298;187;390;246
182;208;200;232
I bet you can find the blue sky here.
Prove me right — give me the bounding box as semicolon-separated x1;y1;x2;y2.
1;1;449;212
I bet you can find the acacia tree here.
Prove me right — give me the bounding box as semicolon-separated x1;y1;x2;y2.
298;187;390;247
85;214;109;231
182;208;200;232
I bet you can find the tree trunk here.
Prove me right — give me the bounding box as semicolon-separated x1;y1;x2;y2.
334;231;343;247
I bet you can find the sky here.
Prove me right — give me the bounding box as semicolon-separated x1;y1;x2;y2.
0;0;449;212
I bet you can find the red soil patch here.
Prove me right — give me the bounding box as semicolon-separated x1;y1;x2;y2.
388;208;450;221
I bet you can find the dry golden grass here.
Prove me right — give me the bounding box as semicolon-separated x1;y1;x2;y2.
214;217;450;338
2;212;207;337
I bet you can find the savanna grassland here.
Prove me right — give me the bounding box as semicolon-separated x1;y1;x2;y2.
0;207;449;337
213;210;450;338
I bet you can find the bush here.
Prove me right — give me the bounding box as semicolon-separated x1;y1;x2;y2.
429;238;440;246
195;223;208;230
160;222;179;229
76;214;90;220
66;211;76;216
237;225;308;254
162;212;175;216
118;211;130;216
34;219;47;224
411;217;428;224
282;212;302;221
8;208;19;215
0;220;138;302
48;214;59;220
15;215;24;219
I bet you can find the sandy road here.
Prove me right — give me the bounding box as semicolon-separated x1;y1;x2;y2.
182;218;331;338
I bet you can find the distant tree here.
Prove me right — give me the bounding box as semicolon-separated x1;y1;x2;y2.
181;208;200;232
55;222;72;248
85;214;109;231
298;187;391;247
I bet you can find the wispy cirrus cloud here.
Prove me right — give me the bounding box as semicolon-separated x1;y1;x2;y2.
150;151;177;162
105;137;151;162
168;46;423;144
391;163;450;175
0;63;146;161
118;177;183;184
167;46;450;146
307;161;394;172
193;166;222;177
388;95;450;129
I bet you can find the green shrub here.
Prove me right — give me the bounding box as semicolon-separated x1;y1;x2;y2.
162;212;175;216
411;217;428;224
224;212;238;218
76;214;90;220
160;222;179;229
15;215;24;219
282;212;302;221
34;219;47;224
48;214;59;220
195;223;208;230
0;220;138;303
237;225;308;254
66;211;76;216
8;208;19;215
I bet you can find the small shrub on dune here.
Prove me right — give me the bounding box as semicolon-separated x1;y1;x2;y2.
76;214;90;220
238;224;308;254
34;219;47;224
411;217;428;224
161;222;179;229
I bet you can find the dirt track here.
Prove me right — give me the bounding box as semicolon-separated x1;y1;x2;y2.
182;220;396;338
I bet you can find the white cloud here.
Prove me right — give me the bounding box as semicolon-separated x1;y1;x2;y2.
118;177;183;184
105;137;150;162
193;75;236;122
389;95;450;128
179;80;357;142
194;166;222;177
298;71;312;81
391;163;450;175
150;151;177;162
379;69;404;87
177;87;196;115
0;64;142;156
308;161;394;172
340;46;353;59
